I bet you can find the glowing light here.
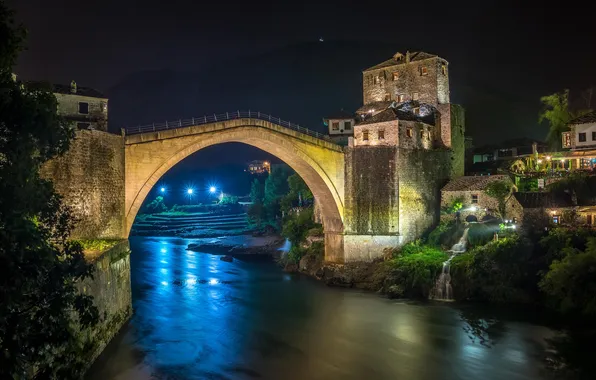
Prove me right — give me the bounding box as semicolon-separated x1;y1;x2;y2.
187;188;194;194
160;259;168;264
546;156;551;161
161;281;168;286
551;210;556;215
511;225;517;229
209;278;219;285
160;248;167;253
160;187;165;192
468;206;477;212
537;159;543;164
209;186;216;193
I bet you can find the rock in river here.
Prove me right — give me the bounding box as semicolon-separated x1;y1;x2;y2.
220;255;234;263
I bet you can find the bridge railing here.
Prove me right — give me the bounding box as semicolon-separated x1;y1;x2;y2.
124;111;332;141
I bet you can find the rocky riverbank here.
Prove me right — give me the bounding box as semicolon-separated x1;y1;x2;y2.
187;234;286;256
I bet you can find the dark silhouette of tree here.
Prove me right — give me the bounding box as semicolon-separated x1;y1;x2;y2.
0;2;98;377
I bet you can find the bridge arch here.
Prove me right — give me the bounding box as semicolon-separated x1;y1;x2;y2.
124;118;346;261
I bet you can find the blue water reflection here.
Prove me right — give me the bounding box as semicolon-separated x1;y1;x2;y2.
87;236;556;380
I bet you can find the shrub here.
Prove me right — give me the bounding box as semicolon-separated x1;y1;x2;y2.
427;220;463;248
449;236;534;302
281;207;318;246
539;237;596;318
384;244;448;298
144;195;167;214
467;222;500;247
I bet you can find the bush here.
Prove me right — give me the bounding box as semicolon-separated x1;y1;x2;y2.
144;195;167;214
384;243;448;298
219;195;239;205
467;222;499;247
281;207;318;246
427;220;464;248
449;236;534;302
539;237;596;318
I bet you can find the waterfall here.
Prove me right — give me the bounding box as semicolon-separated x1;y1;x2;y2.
431;228;469;301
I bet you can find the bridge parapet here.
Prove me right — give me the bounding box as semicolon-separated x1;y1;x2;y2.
125;111;343;151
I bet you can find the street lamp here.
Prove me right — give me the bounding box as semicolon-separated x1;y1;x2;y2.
209;186;216;194
160;187;166;193
186;188;194;205
187;188;193;195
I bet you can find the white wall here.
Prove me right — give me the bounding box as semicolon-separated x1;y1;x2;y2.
574;122;596;149
327;118;354;135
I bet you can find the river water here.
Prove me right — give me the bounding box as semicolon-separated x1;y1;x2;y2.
87;236;560;380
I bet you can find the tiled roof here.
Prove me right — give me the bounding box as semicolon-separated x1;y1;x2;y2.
26;81;106;98
568;110;596;125
357;101;437;126
513;192;574;209
364;51;439;71
442;175;511;192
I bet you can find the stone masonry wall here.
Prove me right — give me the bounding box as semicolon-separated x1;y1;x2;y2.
362;57;449;106
54;93;108;131
344;146;399;235
448;104;466;177
41;130;126;239
397;149;452;243
79;241;132;368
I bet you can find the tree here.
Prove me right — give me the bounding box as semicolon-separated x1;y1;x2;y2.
485;180;512;219
280;174;313;213
539;90;591;150
249;178;264;204
539;238;596;317
263;165;290;221
144;195;167;214
0;3;98;377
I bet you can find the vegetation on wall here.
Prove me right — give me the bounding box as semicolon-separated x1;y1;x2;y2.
0;3;98;377
539;90;592;150
485;179;513;218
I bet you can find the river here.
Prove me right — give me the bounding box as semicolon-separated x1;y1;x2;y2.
87;236;560;380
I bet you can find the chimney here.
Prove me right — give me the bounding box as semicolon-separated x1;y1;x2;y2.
70;80;77;94
405;51;411;63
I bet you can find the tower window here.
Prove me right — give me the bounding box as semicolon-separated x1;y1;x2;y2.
344;121;352;130
578;132;586;142
332;121;339;131
392;72;399;81
413;92;419;101
406;128;413;138
420;66;428;76
362;130;369;141
385;93;391;101
398;94;405;102
442;64;447;75
378;130;385;140
592;131;596;141
412;107;420;115
374;76;380;84
78;102;89;114
471;194;479;204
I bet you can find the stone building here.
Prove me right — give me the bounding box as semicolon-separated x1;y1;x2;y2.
441;175;513;222
506;192;596;227
561;111;596;169
323;110;354;145
247;160;271;174
341;51;465;259
28;80;109;131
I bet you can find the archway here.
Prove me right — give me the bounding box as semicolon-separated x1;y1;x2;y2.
124;121;345;261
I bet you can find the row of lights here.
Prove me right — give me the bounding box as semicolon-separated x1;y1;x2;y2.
159;185;218;195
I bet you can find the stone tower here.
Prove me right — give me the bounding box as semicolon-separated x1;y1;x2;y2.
361;51;453;148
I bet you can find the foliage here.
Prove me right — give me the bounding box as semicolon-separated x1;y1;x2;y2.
539;90;591;150
281;207;318;246
450;236;535;303
144;195;168;214
249;178;264;204
548;172;596;206
74;239;120;253
485;180;512;218
280;174;313;213
441;196;464;214
539;238;596;318
467;222;499;247
218;195;238;205
263;165;291;220
426;220;463;248
0;4;98;377
384;243;448;298
516;177;538;192
284;240;324;265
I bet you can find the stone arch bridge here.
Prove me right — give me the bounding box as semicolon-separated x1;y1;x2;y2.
124;112;346;261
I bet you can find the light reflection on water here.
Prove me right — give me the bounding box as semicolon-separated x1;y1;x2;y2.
87;236;556;380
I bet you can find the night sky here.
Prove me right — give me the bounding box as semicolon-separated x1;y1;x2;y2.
8;0;596;195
